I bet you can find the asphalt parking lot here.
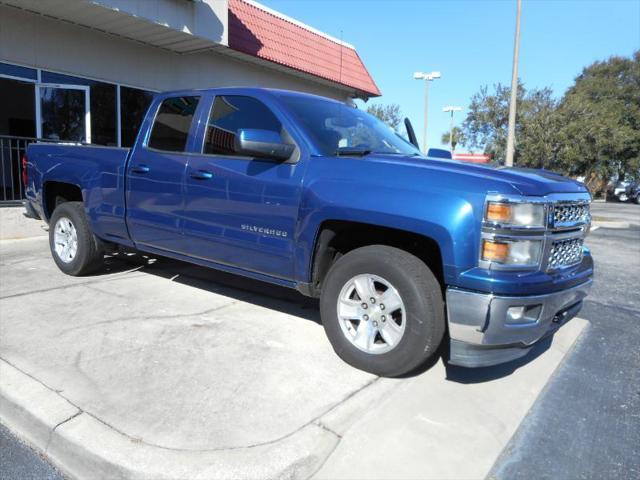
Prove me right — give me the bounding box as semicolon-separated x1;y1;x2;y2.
0;201;638;479
491;208;640;479
591;200;640;225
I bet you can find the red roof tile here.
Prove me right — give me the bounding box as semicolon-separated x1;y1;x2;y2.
228;0;381;97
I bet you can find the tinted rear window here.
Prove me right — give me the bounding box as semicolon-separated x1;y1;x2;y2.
148;96;199;152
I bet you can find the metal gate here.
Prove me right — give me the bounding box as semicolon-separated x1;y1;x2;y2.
0;135;35;205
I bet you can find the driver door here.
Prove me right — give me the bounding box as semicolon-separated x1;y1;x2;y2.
181;94;305;280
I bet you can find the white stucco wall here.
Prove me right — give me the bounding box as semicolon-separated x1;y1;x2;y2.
0;5;349;101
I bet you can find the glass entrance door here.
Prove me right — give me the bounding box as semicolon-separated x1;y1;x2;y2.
37;84;91;143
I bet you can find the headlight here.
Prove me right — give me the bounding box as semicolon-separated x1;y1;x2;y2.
481;238;543;267
485;201;546;228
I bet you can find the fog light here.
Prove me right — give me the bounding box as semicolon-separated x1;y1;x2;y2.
506;304;542;325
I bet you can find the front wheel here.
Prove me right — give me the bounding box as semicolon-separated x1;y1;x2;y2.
49;201;104;276
320;245;445;377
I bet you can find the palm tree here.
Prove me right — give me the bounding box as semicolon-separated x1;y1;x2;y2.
441;126;464;151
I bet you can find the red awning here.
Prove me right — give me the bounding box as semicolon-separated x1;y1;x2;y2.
228;0;381;98
453;153;491;164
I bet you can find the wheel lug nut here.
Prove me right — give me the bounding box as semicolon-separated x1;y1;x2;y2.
380;304;385;310
373;321;378;327
363;314;369;321
361;303;368;309
381;315;386;322
370;297;376;304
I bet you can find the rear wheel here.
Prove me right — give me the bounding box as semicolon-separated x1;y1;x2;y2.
320;245;445;377
49;202;104;276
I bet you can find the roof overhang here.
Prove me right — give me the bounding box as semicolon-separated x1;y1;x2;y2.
0;0;228;53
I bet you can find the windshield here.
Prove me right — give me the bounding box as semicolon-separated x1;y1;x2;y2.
278;95;421;157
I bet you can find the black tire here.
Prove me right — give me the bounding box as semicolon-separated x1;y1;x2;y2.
320;245;445;377
49;201;104;276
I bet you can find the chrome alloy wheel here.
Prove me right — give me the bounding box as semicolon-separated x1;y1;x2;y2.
53;216;78;263
337;274;406;354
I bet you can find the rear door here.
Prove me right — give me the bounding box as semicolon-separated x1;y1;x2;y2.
126;95;201;254
181;93;306;280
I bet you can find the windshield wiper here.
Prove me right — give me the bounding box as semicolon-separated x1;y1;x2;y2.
335;146;372;157
371;151;422;157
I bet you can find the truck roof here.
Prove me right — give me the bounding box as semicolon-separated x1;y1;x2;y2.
156;86;343;104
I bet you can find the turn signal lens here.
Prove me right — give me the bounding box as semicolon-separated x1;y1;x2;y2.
482;240;510;262
486;203;512;223
481;239;543;266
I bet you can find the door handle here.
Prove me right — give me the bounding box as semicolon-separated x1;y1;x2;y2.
190;170;214;180
130;164;150;174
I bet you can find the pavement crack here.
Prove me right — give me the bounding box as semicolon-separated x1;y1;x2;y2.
45;410;83;454
314;421;342;439
2;354;388;454
0;357;83;410
0;268;147;300
56;301;239;335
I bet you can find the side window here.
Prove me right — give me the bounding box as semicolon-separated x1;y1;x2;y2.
203;95;282;155
148;96;199;152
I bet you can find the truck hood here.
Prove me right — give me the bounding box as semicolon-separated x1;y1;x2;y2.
366;154;589;196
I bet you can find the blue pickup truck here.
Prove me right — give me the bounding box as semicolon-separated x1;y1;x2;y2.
23;87;593;376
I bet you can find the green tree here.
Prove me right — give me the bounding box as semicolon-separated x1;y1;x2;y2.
555;51;640;191
366;103;403;131
517;87;560;170
441;126;464;151
460;81;559;165
460;82;521;162
459;51;640;193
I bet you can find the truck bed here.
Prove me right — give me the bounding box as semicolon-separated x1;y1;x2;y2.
25;143;132;244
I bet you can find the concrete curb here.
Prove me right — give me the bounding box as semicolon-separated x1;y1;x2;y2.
0;359;394;480
0;360;79;453
592;220;632;229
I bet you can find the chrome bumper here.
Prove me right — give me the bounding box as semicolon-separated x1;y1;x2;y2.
446;280;592;367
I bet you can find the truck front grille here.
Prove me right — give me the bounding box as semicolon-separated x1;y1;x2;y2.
553;202;590;226
548;237;584;269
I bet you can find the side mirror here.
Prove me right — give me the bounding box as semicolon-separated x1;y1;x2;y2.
234;129;295;160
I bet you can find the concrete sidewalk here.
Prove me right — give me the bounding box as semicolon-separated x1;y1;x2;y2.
0;206;48;241
0;237;589;479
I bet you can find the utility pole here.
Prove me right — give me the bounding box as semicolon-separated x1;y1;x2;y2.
414;71;441;153
443;106;462;151
505;0;522;167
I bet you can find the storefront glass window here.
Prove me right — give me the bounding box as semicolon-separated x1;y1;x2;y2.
120;86;155;147
41;71;117;146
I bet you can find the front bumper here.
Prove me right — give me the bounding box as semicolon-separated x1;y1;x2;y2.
446;279;592;367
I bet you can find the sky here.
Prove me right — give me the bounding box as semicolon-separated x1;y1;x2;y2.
261;0;640;151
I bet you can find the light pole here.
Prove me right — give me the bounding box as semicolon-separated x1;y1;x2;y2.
414;71;441;153
443;106;462;152
505;0;522;167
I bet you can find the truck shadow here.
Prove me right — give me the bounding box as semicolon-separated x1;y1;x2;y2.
103;251;322;324
101;251;551;381
443;337;553;384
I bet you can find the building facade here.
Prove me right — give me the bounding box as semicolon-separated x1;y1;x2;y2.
0;0;379;203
